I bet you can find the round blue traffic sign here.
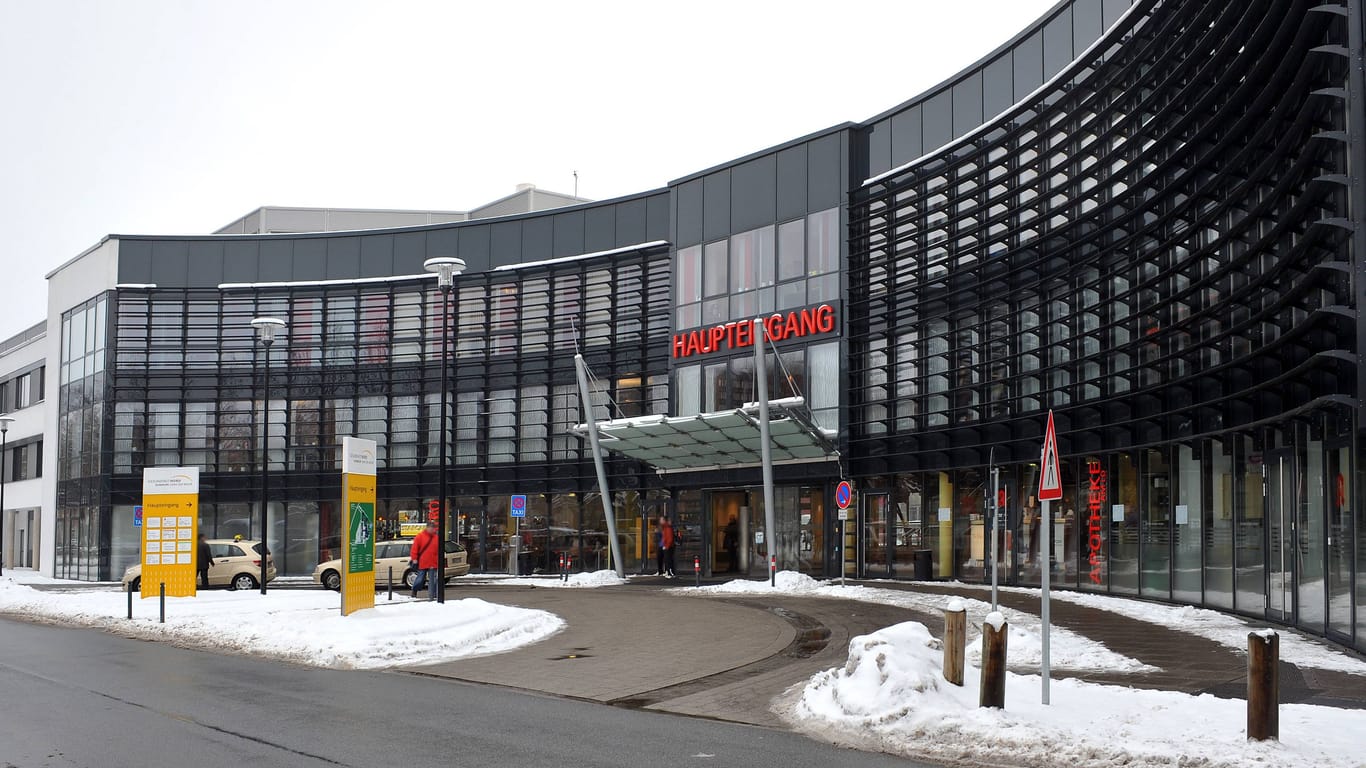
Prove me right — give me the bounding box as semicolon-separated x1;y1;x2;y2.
511;494;526;511
835;481;853;510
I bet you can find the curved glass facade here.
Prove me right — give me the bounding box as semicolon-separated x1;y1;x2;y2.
52;0;1365;651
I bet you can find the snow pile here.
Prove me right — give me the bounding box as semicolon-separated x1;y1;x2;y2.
784;620;1366;768
0;578;562;669
688;572;1153;674
462;569;628;589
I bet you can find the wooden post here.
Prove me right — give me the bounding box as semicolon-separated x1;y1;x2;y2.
979;612;1007;709
1247;630;1279;741
943;601;967;686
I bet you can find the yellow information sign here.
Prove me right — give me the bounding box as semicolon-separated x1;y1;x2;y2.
141;467;200;598
341;437;377;616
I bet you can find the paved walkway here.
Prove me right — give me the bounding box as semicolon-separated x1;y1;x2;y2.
405;576;1366;728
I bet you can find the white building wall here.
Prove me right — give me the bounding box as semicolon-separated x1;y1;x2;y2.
0;325;47;570
40;238;120;577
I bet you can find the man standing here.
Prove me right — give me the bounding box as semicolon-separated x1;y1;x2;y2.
409;521;441;599
196;533;214;588
656;515;676;579
723;514;740;573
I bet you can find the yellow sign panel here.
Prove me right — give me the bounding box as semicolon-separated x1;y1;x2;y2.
341;437;377;616
141;467;200;599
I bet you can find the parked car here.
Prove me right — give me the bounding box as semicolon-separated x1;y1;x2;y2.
121;539;277;591
312;539;470;591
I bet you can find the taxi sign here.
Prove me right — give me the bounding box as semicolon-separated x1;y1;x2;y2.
510;494;527;518
1039;410;1062;501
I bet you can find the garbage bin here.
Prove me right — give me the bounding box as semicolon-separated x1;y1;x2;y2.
508;537;521;576
913;549;933;581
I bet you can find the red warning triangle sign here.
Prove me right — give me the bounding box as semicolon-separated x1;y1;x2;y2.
1039;410;1063;501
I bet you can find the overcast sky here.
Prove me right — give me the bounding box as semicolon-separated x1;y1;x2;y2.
0;0;1055;342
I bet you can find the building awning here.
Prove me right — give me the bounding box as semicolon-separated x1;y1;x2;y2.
572;397;838;474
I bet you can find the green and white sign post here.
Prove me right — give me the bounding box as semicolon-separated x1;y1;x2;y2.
341;436;377;615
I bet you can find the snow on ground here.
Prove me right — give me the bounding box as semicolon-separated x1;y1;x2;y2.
684;572;1154;674
461;569;628;589
781;620;1366;768
928;581;1366;676
0;576;562;669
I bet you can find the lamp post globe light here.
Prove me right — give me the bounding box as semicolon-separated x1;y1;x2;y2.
250;317;286;595
0;414;13;576
423;256;465;604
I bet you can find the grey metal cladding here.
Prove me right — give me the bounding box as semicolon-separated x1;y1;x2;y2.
259;239;292;282
702;169;730;242
457;226;491;272
776;145;806;222
150;240;190;287
325;236;360;279
392;231;426;276
584;204;616;253
118;240;153;284
730;154;776;234
676;179;704;248
806;133;842;212
891;105;923;170
358;235;394;278
293;238;326;280
222;241;259;283
187;241;225;287
551;209;585;258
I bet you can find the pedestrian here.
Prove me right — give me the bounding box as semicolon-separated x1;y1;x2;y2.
656;515;676;578
409;521;441;599
196;533;214;588
723;514;740;573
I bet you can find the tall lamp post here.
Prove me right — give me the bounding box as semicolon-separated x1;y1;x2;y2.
0;415;13;576
251;317;286;595
424;256;465;604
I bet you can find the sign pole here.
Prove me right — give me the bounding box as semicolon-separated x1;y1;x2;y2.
1037;409;1062;706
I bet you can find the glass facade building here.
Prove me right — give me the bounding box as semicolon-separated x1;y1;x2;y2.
46;0;1366;652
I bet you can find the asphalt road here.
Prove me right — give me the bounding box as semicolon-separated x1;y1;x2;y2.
0;618;926;768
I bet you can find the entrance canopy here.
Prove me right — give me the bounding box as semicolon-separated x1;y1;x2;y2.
573;396;838;473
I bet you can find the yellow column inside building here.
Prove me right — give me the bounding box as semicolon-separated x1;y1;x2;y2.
938;471;954;578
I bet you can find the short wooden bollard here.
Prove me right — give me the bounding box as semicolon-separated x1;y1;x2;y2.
979;612;1008;709
1247;630;1279;741
943;600;966;686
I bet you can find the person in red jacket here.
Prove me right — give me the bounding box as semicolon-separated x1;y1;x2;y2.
656;515;676;579
409;521;441;599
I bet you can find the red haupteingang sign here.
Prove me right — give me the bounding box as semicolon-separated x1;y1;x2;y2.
671;303;838;359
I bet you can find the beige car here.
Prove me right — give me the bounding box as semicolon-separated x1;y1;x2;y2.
121;539;278;591
312;539;470;591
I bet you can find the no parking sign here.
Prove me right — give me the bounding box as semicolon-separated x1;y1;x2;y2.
510;494;527;518
835;480;853;521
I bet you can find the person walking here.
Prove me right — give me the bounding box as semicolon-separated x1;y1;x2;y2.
656;515;676;578
723;514;740;573
196;533;214;588
409;521;441;599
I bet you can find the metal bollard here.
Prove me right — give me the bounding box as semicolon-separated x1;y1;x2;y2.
694;555;700;587
979;612;1007;708
159;582;166;624
1247;630;1279;741
769;554;776;587
388;566;393;601
127;581;134;620
943;601;966;686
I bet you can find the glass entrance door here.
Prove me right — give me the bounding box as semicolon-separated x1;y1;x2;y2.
1267;450;1297;623
860;492;890;578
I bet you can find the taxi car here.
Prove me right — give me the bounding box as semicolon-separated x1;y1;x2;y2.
312;539;469;591
121;539;278;591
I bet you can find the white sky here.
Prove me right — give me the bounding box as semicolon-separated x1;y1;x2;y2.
0;0;1056;342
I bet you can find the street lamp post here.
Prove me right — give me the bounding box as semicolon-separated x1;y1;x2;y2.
251;317;286;596
424;256;465;604
0;415;13;576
